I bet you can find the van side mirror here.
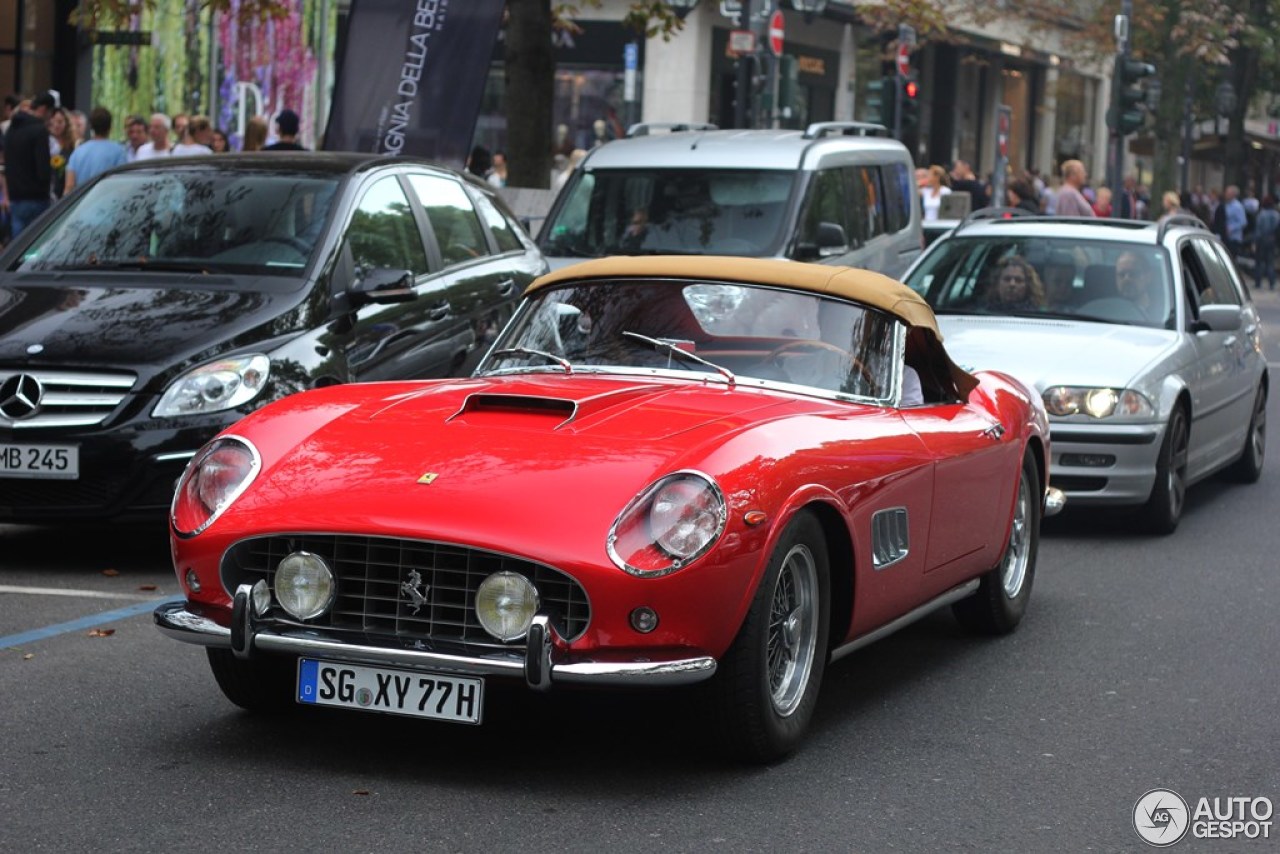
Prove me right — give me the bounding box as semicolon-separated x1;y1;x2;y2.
793;221;849;261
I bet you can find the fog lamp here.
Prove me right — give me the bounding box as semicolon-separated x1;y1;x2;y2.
475;571;539;642
273;551;335;621
630;606;659;634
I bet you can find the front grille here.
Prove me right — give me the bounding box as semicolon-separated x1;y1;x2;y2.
0;369;135;429
223;534;591;646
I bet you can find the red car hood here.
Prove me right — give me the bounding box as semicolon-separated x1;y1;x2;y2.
227;375;830;556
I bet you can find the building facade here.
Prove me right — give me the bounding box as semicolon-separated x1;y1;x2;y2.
6;0;1108;185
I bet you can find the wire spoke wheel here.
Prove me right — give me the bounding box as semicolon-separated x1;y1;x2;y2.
1000;471;1032;599
766;543;819;716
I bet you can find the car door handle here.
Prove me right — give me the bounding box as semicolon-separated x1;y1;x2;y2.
1223;335;1237;348
428;301;451;322
497;278;517;297
982;423;1005;440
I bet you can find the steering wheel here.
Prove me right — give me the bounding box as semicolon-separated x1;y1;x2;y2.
765;339;875;393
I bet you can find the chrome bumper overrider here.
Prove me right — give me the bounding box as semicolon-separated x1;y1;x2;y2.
154;587;717;691
1044;486;1066;517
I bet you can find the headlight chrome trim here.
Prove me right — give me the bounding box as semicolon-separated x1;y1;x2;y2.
170;434;262;539
607;470;728;578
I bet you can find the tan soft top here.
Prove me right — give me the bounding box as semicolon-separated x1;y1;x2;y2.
528;256;943;339
528;256;978;401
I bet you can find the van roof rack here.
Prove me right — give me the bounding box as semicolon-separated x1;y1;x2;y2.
802;121;888;139
626;122;719;138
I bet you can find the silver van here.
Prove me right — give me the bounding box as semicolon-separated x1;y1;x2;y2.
537;122;923;278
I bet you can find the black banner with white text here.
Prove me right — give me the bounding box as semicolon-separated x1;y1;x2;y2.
322;0;504;167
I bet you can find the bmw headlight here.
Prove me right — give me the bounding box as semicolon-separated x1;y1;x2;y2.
1042;386;1154;419
153;354;270;417
171;436;260;536
274;551;336;621
608;472;727;577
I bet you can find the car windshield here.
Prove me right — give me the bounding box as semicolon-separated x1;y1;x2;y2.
12;170;340;276
477;278;900;402
539;168;795;258
904;235;1175;329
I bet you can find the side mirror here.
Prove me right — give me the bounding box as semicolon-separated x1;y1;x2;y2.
348;268;417;307
1195;303;1242;332
793;222;849;261
815;221;849;257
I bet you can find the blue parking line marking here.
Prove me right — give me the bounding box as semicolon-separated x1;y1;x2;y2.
0;597;178;650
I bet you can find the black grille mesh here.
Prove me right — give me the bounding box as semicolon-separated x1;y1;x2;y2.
222;534;590;645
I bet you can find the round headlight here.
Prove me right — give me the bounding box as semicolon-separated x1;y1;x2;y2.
475;571;539;642
274;551;336;621
608;471;727;577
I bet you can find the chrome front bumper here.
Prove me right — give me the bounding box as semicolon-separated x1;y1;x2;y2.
154;586;717;691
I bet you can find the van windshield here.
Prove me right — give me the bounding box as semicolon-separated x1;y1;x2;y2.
539;168;795;259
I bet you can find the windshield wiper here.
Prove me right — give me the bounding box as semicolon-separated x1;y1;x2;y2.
490;347;573;374
622;331;735;386
57;260;218;274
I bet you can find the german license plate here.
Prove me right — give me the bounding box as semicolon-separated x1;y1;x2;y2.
296;659;483;724
0;444;79;479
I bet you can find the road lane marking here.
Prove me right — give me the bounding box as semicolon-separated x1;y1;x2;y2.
0;596;178;650
0;584;168;601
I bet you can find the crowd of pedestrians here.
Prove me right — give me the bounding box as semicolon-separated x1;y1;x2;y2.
913;152;1280;290
0;91;307;247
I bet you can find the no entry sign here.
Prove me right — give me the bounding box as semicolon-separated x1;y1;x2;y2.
768;10;784;56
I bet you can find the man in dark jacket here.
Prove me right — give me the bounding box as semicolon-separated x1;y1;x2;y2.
2;91;57;237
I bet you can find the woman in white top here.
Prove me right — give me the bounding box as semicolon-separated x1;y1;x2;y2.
920;164;952;222
170;115;215;157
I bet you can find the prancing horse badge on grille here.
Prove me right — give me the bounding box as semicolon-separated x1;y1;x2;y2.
400;569;430;614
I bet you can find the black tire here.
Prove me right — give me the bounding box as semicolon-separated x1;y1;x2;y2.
206;649;297;712
704;511;830;763
1226;384;1266;483
953;451;1040;635
1139;407;1189;535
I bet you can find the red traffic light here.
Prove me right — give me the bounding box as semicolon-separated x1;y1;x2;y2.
904;79;919;99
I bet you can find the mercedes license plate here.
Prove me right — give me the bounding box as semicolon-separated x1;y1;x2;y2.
0;444;79;479
297;659;483;724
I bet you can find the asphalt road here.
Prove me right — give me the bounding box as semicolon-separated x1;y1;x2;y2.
2;293;1278;853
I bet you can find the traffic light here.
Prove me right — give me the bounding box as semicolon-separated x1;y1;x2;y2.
865;75;896;129
899;73;920;136
1109;57;1156;135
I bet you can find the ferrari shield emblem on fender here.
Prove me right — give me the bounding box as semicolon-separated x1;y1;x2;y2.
417;472;438;484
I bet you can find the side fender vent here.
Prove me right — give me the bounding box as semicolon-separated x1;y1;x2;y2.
871;507;909;570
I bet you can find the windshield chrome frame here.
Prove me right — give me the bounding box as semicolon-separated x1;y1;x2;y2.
475;280;907;409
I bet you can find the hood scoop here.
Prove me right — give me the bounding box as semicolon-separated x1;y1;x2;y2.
449;393;578;429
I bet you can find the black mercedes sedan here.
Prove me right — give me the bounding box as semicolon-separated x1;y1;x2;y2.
0;153;546;523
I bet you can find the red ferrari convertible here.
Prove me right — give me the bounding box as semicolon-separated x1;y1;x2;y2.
156;256;1060;762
